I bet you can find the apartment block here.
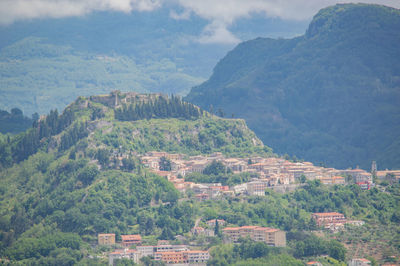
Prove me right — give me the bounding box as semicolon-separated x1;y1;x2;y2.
247;181;266;196
154;250;210;264
222;226;286;247
121;234;142;247
109;249;138;265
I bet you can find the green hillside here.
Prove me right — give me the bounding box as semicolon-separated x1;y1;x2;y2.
0;93;399;265
185;3;400;170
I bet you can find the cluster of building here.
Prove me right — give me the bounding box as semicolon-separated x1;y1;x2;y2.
191;219;227;237
98;233;142;246
222;226;286;247
99;234;210;265
312;212;365;231
140;151;377;198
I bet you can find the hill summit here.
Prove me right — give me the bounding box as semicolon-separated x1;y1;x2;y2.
185;3;400;170
0;91;271;170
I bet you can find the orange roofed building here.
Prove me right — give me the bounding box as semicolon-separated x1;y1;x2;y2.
222;226;286;247
154;250;210;264
312;212;346;227
121;234;142;247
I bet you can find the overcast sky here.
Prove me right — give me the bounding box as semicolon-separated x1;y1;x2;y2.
1;0;399;44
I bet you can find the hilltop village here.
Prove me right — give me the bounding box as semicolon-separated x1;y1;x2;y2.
139;151;376;198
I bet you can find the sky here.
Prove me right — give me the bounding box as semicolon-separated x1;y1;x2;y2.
1;0;399;44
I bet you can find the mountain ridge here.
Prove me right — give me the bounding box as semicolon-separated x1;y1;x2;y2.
185;3;400;170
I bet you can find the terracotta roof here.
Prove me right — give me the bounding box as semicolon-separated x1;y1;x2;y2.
121;234;141;241
223;227;240;231
155;251;182;255
184;250;208;254
313;212;344;217
240;226;259;229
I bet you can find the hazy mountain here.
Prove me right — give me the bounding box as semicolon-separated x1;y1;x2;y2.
186;3;400;170
0;7;308;115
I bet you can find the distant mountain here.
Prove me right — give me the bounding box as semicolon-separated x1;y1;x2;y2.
0;8;308;115
186;4;400;170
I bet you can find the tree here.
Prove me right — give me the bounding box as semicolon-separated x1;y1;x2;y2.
96;149;110;167
122;157;135;171
214;219;221;237
203;160;226;175
77;165;99;185
327;239;346;261
10;108;23;116
114;258;136;266
159;157;171;171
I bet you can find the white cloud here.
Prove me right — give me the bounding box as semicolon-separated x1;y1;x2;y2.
170;0;400;44
1;0;399;44
169;8;191;20
197;20;240;44
0;0;162;25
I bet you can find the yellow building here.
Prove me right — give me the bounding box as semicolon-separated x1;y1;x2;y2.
222;226;286;247
98;233;115;245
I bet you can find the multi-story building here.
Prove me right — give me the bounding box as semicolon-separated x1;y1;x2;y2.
184;250;210;263
98;233;115;245
222;227;241;242
377;170;400;180
253;227;286;247
312;212;346;227
319;176;346;185
222;226;286;247
109;249;138;265
137;245;155;257
206;219;226;228
348;258;371;266
154;250;210;264
121;235;142;247
154;251;187;264
156;244;188;253
247;181;266;196
136;244;189;258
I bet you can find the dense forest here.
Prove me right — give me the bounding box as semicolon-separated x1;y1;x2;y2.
115;95;203;121
185;3;400;170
